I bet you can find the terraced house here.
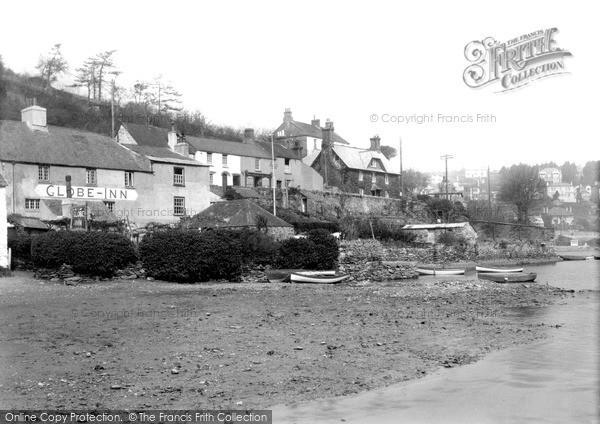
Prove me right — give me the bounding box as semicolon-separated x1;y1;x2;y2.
0;105;211;226
117;123;323;192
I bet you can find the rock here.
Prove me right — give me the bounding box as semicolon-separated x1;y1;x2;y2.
86;352;92;357
64;276;82;286
171;369;179;374
293;346;304;350
147;277;155;281
110;385;121;390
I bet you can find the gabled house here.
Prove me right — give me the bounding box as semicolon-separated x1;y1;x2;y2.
543;205;575;226
539;167;562;184
0;105;211;226
306;134;401;197
547;182;576;203
273;109;350;158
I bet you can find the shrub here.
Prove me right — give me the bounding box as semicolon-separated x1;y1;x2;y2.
31;231;137;277
292;221;340;234
139;229;247;283
356;219;416;244
555;235;572;246
236;229;280;266
8;230;33;262
275;229;339;270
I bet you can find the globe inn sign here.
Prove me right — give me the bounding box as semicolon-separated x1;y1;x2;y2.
35;184;138;200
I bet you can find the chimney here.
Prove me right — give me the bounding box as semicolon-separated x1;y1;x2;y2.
21;103;48;132
311;117;320;127
369;134;381;151
283;108;293;123
243;128;255;143
174;142;189;157
325;119;334;131
167;121;178;151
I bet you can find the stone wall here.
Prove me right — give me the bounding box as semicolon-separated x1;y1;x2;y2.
472;220;555;242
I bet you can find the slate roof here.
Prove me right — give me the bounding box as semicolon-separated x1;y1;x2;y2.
189;199;292;229
332;145;400;174
121;123;171;147
186;136;271;159
274;120;350;145
124;145;203;166
9;216;49;230
0;120;152;172
254;141;299;159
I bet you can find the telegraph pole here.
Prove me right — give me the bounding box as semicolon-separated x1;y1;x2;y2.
399;137;403;196
271;134;277;216
487;166;492;212
440;154;454;200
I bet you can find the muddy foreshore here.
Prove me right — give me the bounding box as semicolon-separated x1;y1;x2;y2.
0;271;577;410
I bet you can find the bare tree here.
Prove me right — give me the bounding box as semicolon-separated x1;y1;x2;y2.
151;74;182;115
36;44;68;88
497;164;547;222
94;50;117;102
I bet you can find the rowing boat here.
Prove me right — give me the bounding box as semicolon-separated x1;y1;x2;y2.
475;266;524;273
478;272;537;283
558;254;587;261
289;271;350;284
266;269;336;283
417;267;465;276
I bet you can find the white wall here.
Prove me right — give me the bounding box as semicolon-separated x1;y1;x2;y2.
193;151;242;186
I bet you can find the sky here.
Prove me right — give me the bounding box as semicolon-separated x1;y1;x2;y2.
1;0;597;173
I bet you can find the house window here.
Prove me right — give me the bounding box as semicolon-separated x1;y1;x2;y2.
25;199;40;210
385;174;389;184
371;172;376;182
284;158;291;174
124;171;134;188
173;167;185;186
384;190;389;198
359;171;364;182
255;158;261;171
173;197;185;216
38;165;50;181
104;201;115;213
277;180;282;189
207;153;213;165
209;172;215;184
222;154;228;167
86;169;97;185
359;188;364;196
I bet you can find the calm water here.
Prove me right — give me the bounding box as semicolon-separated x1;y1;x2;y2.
273;260;600;423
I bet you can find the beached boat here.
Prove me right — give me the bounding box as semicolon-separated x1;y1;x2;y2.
475;266;524;273
417;267;465;276
478;272;537;283
266;269;336;283
289;271;349;284
558;254;587;261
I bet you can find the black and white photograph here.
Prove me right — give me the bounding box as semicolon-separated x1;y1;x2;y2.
0;1;598;423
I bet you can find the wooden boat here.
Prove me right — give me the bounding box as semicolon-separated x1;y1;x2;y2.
289;271;349;284
266;270;336;283
478;272;537;283
558;254;587;261
417;267;465;276
475;266;523;273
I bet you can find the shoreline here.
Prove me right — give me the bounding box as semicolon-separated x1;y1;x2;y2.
0;270;578;410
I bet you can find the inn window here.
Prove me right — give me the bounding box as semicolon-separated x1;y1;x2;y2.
124;171;134;188
86;169;97;185
222;154;228;167
207;153;213;165
104;201;115;213
38;165;50;181
173;197;185;216
173;167;185;186
255;158;261;171
25;199;40;210
358;171;364;182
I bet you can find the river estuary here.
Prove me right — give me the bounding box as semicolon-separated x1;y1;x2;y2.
273;260;600;423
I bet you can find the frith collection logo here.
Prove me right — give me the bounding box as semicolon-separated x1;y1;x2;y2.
463;28;572;92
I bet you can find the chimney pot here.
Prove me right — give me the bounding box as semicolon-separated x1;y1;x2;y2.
283;108;293;123
311;118;320;127
369;134;381;151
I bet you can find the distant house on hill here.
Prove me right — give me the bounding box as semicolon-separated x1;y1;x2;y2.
187;199;294;240
539;167;562;184
543;205;575;226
